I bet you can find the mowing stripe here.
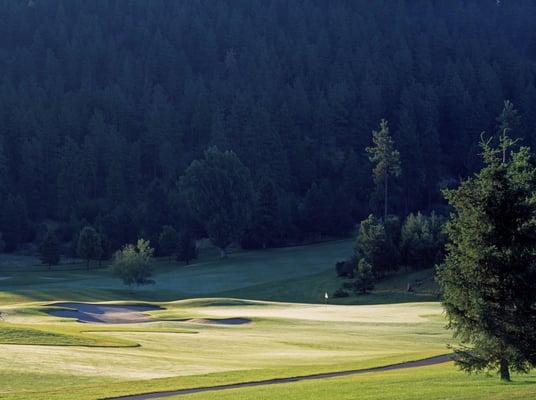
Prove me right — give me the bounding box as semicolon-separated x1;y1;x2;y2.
105;354;452;400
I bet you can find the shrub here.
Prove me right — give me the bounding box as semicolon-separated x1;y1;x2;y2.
353;259;375;294
335;258;355;278
112;239;155;288
400;212;445;269
40;230;61;268
342;281;354;290
355;214;398;276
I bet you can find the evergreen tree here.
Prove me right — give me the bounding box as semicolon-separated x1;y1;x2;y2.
252;179;280;248
180;147;254;257
437;134;536;381
353;259;375;294
496;100;521;141
0;194;30;251
159;225;178;262
0;233;5;253
40;230;61;269
366;119;401;220
76;226;102;270
400;212;445;270
355;215;399;276
176;231;197;265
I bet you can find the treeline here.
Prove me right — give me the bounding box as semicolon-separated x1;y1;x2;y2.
1;0;536;256
335;212;445;296
335;99;524;295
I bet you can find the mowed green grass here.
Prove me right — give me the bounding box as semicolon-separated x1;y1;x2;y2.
0;299;449;399
0;240;354;305
0;239;437;306
1;240;534;399
174;363;536;400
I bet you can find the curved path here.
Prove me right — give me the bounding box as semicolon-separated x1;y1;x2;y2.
107;354;452;400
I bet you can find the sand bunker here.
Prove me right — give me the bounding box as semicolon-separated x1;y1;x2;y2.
186;318;251;325
47;303;162;324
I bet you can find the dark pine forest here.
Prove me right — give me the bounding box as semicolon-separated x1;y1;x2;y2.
1;0;536;257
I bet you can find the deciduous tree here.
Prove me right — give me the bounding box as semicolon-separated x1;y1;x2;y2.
112;239;155;289
180;147;254;257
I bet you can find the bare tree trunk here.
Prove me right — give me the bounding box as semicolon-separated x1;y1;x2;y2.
500;358;510;381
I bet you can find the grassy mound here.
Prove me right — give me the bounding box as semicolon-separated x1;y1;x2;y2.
0;324;137;347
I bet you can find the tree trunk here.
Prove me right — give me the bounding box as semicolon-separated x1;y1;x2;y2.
500;358;510;382
86;259;90;270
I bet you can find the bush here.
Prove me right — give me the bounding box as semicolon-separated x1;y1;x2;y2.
400;212;445;270
159;225;178;260
112;239;155;288
176;231;197;264
353;259;375;294
39;230;61;268
335;258;355;278
355;215;398;276
342;281;354;290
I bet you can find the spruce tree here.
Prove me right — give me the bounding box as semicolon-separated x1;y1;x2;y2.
176;231;197;265
366;119;401;220
253;179;280;248
76;226;102;270
40;230;61;269
437;133;536;381
353;259;375;294
159;225;178;262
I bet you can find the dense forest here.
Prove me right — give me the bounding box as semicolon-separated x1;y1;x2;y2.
1;0;536;258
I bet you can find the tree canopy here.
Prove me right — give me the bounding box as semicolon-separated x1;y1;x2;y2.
437;134;536;381
180;147;254;256
112;239;155;288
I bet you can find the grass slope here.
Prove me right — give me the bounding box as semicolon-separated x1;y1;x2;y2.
0;240;532;400
173;363;536;400
0;299;448;399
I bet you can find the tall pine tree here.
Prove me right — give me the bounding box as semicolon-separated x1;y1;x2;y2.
437;133;536;381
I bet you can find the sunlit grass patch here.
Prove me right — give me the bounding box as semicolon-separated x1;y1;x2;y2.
0;324;137;347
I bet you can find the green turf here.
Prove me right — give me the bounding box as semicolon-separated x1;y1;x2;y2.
0;240;354;305
0;324;138;347
0;240;531;400
172;363;536;400
0;299;449;399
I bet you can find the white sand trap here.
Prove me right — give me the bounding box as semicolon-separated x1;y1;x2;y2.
0;276;11;281
47;303;161;324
